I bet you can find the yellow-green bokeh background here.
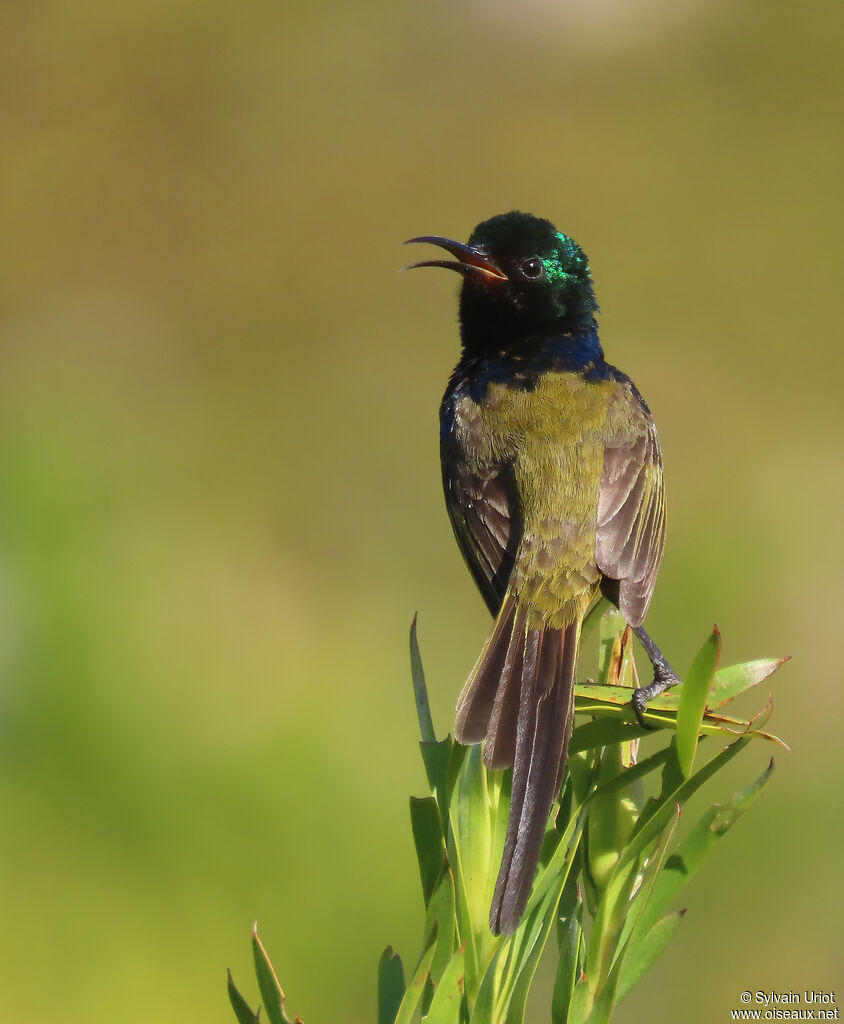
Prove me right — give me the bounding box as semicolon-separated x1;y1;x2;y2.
0;2;841;1021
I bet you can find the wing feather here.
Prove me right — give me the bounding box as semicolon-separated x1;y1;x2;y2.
596;388;666;626
441;380;521;615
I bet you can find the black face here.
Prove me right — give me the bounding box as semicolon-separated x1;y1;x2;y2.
464;212;595;324
405;211;598;350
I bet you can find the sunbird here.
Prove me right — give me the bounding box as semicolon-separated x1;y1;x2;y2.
404;211;679;935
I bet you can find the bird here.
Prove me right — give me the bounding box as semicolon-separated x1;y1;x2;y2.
403;211;679;936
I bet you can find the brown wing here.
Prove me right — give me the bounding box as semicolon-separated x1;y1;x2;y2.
595;389;666;627
442;459;521;616
440;376;522;616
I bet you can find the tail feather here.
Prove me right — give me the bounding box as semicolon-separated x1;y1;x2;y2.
491;621;577;934
484;605;527;769
455;593;517;744
455;592;579;935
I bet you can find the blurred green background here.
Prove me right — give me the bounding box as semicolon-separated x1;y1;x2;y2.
0;1;841;1021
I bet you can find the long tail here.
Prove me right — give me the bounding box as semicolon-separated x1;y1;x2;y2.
455;592;579;935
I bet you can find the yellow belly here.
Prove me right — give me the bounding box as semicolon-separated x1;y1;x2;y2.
477;372;616;629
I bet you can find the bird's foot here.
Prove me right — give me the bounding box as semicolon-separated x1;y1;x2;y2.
631;664;682;730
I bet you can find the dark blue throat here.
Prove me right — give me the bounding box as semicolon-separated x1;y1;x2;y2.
456;325;608;401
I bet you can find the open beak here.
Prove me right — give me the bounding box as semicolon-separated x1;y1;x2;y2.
402;235;507;281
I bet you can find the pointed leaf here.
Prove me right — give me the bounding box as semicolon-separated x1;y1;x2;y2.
471;944;507;1024
393;925;438;1024
503;899;564;1024
570;718;652;755
420;737;454;826
675;629;721;778
590;746;674;802
617;911;685;1003
584;855;639;999
227;970;261;1024
568;979;591;1024
378;947;406;1024
444;804;481;1001
424;946;466;1024
410;615;437;743
631;736;749;847
410;796;447;907
499;808;587;1024
588;803;679;1024
611;805;681;974
583;958;622;1024
599;735;749;970
423;870;458;986
709;657;789;708
252;925;292;1024
634;759;775;942
572;691;788;748
454;745;494;936
575;683;678;712
551;876;583;1024
598;611;627;684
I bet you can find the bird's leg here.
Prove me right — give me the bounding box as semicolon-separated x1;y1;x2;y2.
630;624;682;729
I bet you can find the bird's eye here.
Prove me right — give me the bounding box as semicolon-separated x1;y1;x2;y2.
519;257;544;280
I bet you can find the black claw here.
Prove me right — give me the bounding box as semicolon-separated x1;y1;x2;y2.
631;668;682;729
631;689;651;730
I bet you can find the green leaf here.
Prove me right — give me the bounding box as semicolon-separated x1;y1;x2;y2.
570;718;651;755
583;941;626;1024
252;924;293;1024
424;869;458;987
590;746;674;802
504;898;563;1024
470;944;507;1024
616;911;684;1002
598;611;627;684
572;688;788;749
709;657;789;708
410;796;447;907
378;947;406;1024
551;875;583;1024
410;614;437;743
424;946;466;1024
227;970;260;1024
444;803;481;1003
568;979;591;1024
675;629;721;779
393;925;438;1024
612;804;681;975
454;745;494;937
587;745;633;893
588;803;679;1024
633;758;775;943
590;737;749;991
575;683;678;712
420;737;454;828
499;807;587;1024
630;736;749;848
585;856;640;998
